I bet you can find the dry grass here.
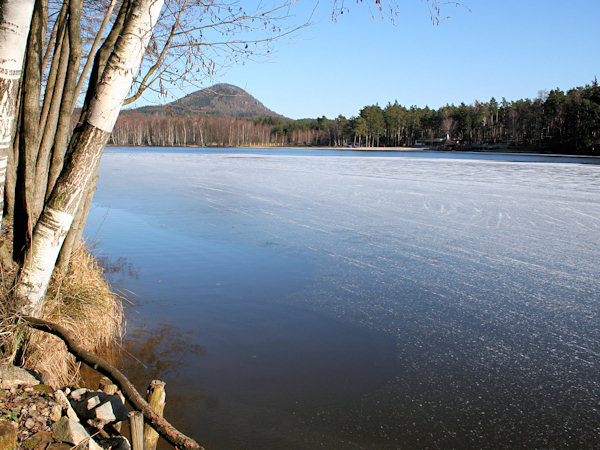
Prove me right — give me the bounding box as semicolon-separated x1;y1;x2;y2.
0;232;124;388
23;245;124;387
0;219;21;363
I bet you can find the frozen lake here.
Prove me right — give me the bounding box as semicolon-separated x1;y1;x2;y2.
86;148;600;448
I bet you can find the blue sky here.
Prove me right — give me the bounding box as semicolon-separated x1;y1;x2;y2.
137;0;600;120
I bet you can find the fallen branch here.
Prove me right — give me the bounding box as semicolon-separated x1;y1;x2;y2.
21;316;202;450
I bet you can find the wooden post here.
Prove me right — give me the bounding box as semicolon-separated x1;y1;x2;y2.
144;380;166;450
129;411;144;450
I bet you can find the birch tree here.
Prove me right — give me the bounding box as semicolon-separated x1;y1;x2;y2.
0;0;36;226
14;0;164;316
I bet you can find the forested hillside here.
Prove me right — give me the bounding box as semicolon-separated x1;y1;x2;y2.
110;81;600;154
130;83;283;119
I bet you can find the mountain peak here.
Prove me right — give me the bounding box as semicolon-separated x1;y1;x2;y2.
131;84;283;119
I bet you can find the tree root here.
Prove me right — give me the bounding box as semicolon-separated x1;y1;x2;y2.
20;315;202;449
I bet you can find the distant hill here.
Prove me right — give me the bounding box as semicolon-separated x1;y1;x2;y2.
127;83;284;119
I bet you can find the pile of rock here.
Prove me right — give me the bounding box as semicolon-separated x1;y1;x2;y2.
0;366;136;449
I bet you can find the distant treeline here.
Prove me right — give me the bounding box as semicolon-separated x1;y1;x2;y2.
110;81;600;154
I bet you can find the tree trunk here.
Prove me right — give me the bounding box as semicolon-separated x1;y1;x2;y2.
4;121;19;219
46;0;82;198
55;153;99;274
13;0;45;261
0;0;37;226
14;0;165;317
34;23;70;214
38;2;67;134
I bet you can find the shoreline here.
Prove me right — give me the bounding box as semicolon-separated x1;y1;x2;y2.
104;144;600;159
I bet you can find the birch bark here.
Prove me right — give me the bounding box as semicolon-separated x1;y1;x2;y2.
15;0;164;316
0;0;36;226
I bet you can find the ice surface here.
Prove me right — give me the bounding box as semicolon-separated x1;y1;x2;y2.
89;151;600;447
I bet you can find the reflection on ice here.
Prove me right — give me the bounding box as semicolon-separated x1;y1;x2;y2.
87;150;600;448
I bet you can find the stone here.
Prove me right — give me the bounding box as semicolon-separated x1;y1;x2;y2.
47;444;72;450
25;417;35;429
22;431;54;450
94;401;116;422
33;385;54;395
52;417;90;446
76;439;103;450
95;435;131;450
71;391;128;424
54;390;79;422
86;396;101;410
99;377;119;396
52;418;103;450
69;389;89;401
49;405;63;422
0;365;40;389
116;390;125;406
0;420;17;450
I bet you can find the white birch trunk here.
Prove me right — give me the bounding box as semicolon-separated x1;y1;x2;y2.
15;0;164;317
0;0;36;225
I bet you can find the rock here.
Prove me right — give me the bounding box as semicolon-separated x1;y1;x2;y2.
69;389;89;401
76;440;104;450
52;417;101;449
95;435;131;450
47;444;72;450
49;405;63;422
22;431;54;450
71;391;128;425
24;418;35;429
54;390;79;422
94;401;116;422
0;420;17;450
52;418;87;445
33;385;55;395
86;396;101;409
0;365;40;389
99;377;119;396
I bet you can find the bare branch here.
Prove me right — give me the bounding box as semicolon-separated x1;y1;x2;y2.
74;0;118;100
41;1;67;73
21;316;203;450
124;0;187;105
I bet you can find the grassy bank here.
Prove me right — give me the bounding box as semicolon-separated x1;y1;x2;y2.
0;220;123;387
